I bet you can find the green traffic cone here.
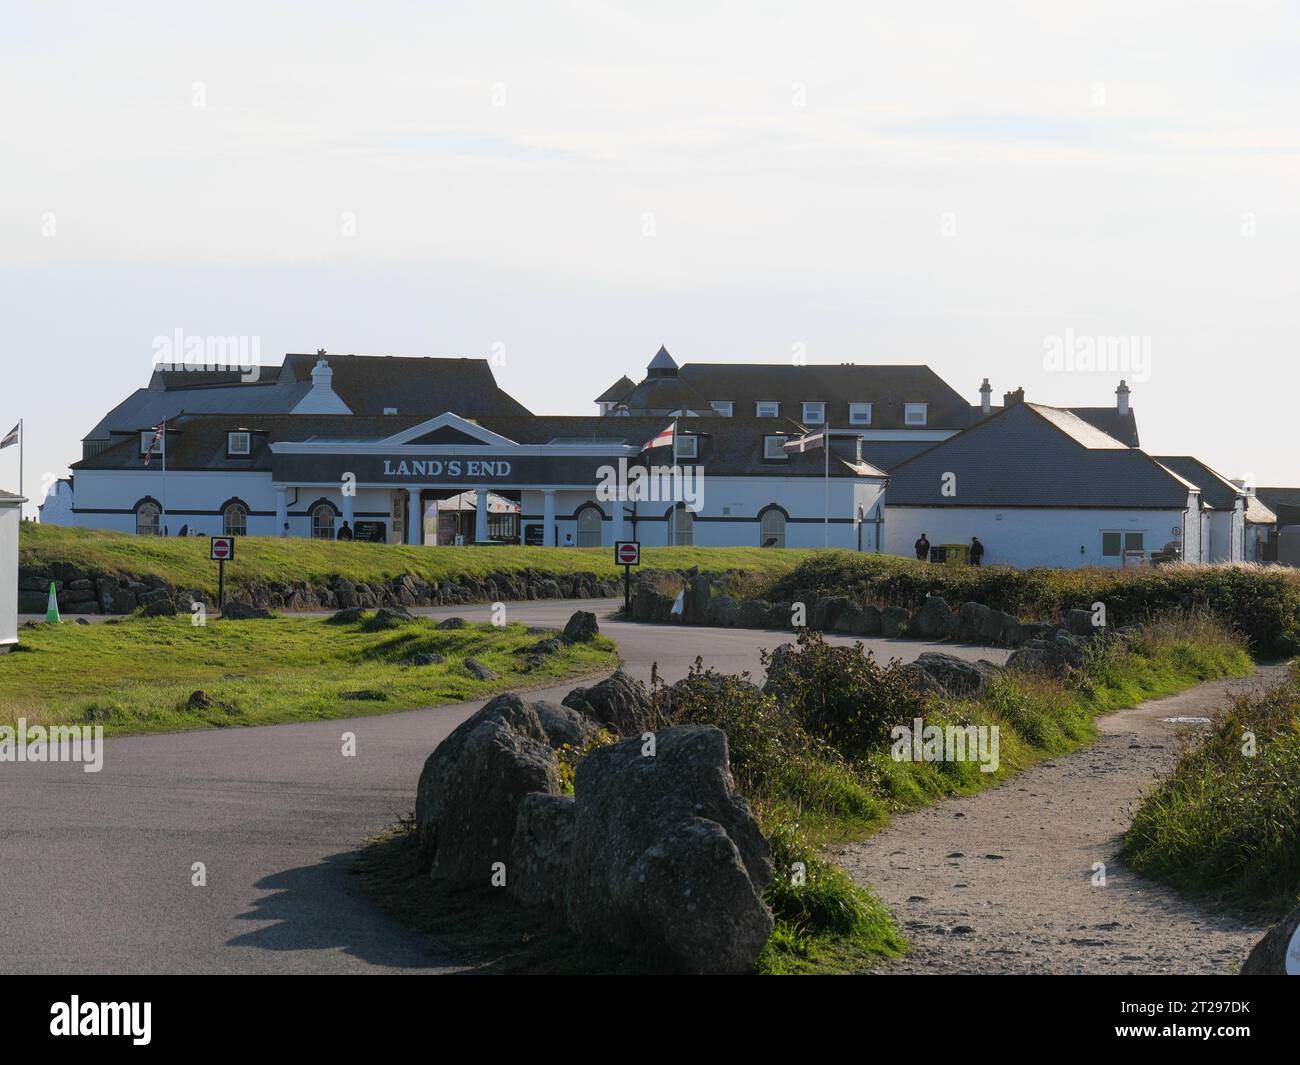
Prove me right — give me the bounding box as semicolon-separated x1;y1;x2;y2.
45;581;61;624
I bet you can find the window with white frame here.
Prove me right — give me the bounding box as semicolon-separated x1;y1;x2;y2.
904;403;928;426
670;504;694;546
675;434;698;459
227;431;251;456
763;435;790;460
139;431;156;455
710;401;733;417
135;500;161;536
849;403;873;426
802;401;826;425
223;502;248;536
756;401;780;418
760;508;786;548
311;503;336;540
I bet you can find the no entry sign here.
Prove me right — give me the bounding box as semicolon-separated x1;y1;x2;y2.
615;540;640;566
210;536;235;561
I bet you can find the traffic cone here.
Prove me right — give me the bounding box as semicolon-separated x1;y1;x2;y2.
45;581;61;624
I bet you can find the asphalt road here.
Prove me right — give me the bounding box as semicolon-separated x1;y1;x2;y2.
0;599;1008;974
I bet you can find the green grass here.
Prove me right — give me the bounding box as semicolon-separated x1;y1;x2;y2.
20;523;810;598
0;613;618;735
1121;664;1300;917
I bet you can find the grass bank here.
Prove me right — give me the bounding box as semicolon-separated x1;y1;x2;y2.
0;614;617;735
1121;664;1300;917
20;524;809;598
660;613;1253;973
759;552;1300;657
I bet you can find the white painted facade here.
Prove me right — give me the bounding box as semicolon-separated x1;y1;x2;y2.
1;496;24;648
885;497;1200;569
1203;502;1246;563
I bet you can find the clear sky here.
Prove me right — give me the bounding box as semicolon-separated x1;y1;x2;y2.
4;1;1299;516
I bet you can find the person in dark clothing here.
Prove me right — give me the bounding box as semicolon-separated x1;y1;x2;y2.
336;521;354;541
914;533;931;561
970;536;985;566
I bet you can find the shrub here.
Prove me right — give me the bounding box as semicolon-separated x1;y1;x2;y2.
761;628;930;763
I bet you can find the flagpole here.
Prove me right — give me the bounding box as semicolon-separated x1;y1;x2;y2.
18;418;23;516
824;428;829;549
161;423;168;536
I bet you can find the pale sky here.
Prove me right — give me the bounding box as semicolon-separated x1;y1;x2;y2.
5;0;1300;516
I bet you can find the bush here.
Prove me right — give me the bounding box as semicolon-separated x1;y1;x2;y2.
1121;667;1300;915
761;628;930;763
760;553;1300;657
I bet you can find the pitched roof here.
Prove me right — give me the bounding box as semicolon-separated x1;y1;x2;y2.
1245;496;1276;524
594;376;636;403
620;375;712;415
1152;456;1244;511
887;402;1193;508
671;363;975;429
84;353;530;442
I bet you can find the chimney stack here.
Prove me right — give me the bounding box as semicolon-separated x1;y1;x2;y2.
1116;380;1130;416
979;378;992;415
1003;386;1025;407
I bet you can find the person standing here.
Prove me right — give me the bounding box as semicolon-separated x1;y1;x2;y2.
969;536;985;566
336;521;353;541
914;532;931;561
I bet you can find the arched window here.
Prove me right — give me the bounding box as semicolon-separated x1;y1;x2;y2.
760;507;787;548
576;505;603;548
135;500;161;536
311;503;336;540
670;504;694;546
223;502;248;537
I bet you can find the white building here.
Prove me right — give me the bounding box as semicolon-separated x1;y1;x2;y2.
1;491;25;649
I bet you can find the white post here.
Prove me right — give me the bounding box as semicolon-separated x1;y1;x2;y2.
407;489;423;547
824;429;830;548
161;423;168;536
275;487;288;536
475;487;490;542
341;491;355;536
542;490;556;546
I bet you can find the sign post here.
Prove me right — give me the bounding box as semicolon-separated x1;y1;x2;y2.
614;540;640;612
210;536;235;611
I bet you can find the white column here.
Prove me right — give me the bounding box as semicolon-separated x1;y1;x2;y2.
542;490;556;546
475;487;490;542
407;489;423;547
341;491;354;533
275;487;288;536
609;499;626;545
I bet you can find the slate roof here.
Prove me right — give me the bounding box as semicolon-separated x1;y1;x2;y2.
671;363;976;429
887;402;1193;508
1245;496;1277;524
858;438;942;470
594;376;636;403
84;354;530;443
1256;487;1300;514
619;376;712;415
1152;456;1244;511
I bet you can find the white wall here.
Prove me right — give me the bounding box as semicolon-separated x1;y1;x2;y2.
1;503;20;647
885;505;1192;568
38;480;75;526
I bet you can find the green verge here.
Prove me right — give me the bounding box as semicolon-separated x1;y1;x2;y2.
661;613;1253;974
0;614;617;735
1120;663;1300;917
20;524;810;598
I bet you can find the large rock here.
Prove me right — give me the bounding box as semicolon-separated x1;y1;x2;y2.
810;596;852;632
958;601;990;641
737;599;769;629
509;792;577;910
683;574;711;625
1065;608;1097;637
561;610;599;643
532;699;603;748
562;670;656;736
414;693;561;885
138;597;177;617
1006;640;1068;675
910;596;958;639
880;605;910;638
705;594;740;628
1240;903;1300;974
565;725;773;973
220;601;271;620
911;651;1000;697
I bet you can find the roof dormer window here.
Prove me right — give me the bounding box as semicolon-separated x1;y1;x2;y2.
756;401;779;418
227;431;251;456
676;434;699;459
904;403;928;426
763;435;790;460
849;403;872;426
802;401;826;425
710;401;733;417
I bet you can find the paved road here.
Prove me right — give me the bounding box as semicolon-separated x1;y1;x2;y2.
0;599;1007;974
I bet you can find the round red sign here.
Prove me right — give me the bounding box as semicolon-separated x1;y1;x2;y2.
212;539;231;559
617;544;638;564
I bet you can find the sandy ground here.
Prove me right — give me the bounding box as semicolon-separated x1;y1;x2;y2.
835;666;1287;975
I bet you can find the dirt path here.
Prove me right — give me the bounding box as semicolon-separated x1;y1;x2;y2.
834;667;1287;974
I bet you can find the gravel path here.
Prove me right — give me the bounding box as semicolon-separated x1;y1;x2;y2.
835;666;1286;975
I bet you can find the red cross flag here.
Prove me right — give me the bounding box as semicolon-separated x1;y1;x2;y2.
641;421;675;452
